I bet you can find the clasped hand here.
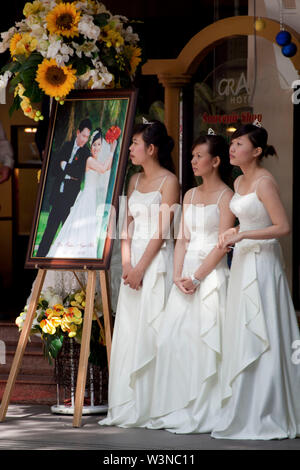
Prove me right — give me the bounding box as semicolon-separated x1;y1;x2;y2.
174;277;197;295
122;263;144;290
217;227;242;250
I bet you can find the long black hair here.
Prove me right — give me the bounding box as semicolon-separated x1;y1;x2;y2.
231;124;277;160
192;134;231;184
132;120;175;172
90;128;103;146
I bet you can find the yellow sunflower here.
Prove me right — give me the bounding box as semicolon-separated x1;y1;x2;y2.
36;58;77;98
124;45;142;75
46;2;81;38
10;33;22;57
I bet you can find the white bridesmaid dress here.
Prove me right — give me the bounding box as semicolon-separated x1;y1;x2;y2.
99;174;174;428
212;176;300;440
147;187;230;433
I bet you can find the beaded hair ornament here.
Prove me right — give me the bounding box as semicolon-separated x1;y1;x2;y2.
142;117;154;125
252;119;262;128
90;129;102;145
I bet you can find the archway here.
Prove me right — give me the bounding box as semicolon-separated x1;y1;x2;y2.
142;15;300;305
142;15;300;173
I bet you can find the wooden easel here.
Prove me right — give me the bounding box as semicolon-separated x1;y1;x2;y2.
0;268;113;428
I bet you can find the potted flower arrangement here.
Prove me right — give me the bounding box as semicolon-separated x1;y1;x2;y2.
0;0;142;120
16;286;106;365
16;285;108;411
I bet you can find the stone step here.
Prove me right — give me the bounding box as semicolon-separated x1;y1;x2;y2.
0;321;55;377
0;321;42;343
0;321;57;404
2;348;55;376
0;375;57;405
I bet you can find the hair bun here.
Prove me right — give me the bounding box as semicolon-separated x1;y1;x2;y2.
163;135;174;154
264;144;277;158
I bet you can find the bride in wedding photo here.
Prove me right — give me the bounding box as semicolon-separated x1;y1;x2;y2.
47;127;117;259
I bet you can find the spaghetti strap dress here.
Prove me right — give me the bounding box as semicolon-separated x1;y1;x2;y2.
212;176;300;440
147;188;230;433
99;174;174;428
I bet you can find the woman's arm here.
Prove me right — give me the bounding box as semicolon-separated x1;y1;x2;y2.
124;175;180;290
181;189;235;293
220;178;290;249
120;173;139;280
173;190;194;294
86;155;113;173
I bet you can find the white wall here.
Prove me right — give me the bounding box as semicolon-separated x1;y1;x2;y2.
248;0;300;288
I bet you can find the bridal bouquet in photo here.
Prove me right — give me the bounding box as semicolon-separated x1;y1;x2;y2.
16;286;106;365
105;125;121;144
0;0;142;120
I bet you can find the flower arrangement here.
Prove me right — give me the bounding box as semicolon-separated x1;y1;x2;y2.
16;286;106;364
0;0;142;120
105;125;121;143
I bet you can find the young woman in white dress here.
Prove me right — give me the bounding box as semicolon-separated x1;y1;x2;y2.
99;120;180;428
211;122;300;440
146;131;235;433
47;128;115;259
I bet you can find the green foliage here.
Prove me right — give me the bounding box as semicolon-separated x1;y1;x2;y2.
43;332;64;365
9;95;21;117
93;13;110;27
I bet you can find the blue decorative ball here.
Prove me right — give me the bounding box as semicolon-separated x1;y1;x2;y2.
276;30;292;46
282;42;297;57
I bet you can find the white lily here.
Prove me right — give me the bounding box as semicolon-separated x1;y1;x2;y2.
78;14;100;41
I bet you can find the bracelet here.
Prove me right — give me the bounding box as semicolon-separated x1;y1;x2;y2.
190;273;201;286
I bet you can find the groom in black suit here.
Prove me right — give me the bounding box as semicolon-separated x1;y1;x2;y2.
36;118;92;257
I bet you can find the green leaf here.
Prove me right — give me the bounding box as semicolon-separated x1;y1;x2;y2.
0;60;21;74
40;300;49;309
70;57;88;76
93;13;110;27
9;95;21;117
8;73;23;90
49;334;64;358
43;333;64;364
23;78;44;103
12;54;28;65
21;52;43;70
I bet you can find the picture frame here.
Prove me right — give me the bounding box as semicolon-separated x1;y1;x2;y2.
25;88;138;270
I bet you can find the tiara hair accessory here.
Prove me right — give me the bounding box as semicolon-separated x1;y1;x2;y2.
142;117;154;125
90;129;101;145
207;128;216;135
252;119;262;128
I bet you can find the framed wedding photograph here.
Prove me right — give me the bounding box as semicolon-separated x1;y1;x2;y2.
25;88;138;270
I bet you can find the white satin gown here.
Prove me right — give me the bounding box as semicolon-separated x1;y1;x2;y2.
212;176;300;440
147;187;230;433
99;174;174;427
